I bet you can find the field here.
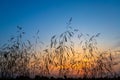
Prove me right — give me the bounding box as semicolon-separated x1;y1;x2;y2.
0;20;120;80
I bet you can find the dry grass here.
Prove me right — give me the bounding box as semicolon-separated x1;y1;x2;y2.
0;19;120;78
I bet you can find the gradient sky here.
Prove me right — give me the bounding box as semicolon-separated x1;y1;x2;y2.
0;0;120;49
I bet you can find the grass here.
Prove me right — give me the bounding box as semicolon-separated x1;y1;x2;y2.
0;18;120;79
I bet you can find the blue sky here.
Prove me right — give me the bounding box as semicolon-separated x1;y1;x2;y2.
0;0;120;49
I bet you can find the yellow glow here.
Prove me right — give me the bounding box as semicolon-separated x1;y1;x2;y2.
26;45;120;78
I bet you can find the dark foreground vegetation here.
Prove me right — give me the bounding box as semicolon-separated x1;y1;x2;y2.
0;19;120;80
1;76;120;80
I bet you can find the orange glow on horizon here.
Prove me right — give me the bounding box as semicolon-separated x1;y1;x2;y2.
26;44;120;78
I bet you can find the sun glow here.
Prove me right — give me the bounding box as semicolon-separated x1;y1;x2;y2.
26;45;116;78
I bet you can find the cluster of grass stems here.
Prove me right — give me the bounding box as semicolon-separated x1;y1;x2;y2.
0;19;120;79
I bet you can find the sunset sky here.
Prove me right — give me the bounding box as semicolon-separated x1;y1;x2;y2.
0;0;120;49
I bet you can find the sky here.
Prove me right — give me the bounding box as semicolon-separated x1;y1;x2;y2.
0;0;120;49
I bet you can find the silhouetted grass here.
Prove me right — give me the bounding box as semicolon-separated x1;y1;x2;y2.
0;18;120;79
